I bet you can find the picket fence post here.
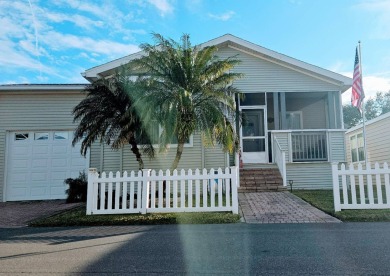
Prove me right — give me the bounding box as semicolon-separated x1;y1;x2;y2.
231;166;239;214
332;163;341;212
141;169;151;214
87;168;98;215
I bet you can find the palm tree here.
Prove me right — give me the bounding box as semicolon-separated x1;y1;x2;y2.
131;33;242;170
72;68;154;170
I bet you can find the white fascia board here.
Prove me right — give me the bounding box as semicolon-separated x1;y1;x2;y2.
0;84;86;91
201;34;352;91
82;51;145;81
346;112;390;134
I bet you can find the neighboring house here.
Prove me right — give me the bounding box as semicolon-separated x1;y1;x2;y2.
345;112;390;165
0;34;352;202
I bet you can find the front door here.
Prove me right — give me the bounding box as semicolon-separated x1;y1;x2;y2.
241;107;268;163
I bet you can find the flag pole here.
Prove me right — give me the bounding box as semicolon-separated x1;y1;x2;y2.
358;41;368;164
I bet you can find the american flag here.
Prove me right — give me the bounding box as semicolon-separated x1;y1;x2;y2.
351;47;364;112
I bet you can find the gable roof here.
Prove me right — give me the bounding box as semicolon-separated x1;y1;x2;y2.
82;34;352;92
346;112;390;134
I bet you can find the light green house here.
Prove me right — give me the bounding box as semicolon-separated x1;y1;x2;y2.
0;34;351;202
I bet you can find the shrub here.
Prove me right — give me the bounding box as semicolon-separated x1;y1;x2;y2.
65;171;87;203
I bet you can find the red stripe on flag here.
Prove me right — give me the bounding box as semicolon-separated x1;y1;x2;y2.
351;47;364;112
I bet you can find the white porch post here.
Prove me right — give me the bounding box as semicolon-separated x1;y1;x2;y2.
327;92;336;129
280;92;287;129
273;92;280;130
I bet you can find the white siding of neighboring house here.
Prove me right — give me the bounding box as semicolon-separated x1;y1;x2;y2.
0;90;86;202
345;113;390;164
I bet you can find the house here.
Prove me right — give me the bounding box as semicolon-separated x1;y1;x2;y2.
345;112;390;165
0;34;352;202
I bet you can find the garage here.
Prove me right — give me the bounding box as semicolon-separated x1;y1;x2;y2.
6;130;88;201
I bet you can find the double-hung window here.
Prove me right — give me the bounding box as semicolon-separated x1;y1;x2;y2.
350;133;365;162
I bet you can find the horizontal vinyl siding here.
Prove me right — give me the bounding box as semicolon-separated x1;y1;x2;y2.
204;145;226;169
365;118;390;164
346;116;390;164
89;143;102;172
329;131;346;162
217;47;342;93
287;163;332;189
118;133;204;173
0;91;85;202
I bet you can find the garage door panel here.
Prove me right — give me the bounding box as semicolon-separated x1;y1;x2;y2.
51;171;67;181
12;145;31;156
31;158;49;168
71;157;87;167
52;145;68;154
32;145;50;154
30;186;47;197
31;172;48;181
51;158;68;168
51;186;67;198
9;173;28;182
8;187;28;199
9;159;30;169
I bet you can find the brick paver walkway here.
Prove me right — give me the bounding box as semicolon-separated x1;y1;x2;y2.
238;192;340;223
0;200;83;228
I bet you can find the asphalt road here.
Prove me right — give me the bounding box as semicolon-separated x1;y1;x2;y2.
1;223;390;275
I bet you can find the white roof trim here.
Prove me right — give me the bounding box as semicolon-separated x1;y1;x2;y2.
346;112;390;134
0;84;86;91
82;34;352;90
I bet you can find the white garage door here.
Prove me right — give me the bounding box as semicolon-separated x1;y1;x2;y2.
6;131;88;201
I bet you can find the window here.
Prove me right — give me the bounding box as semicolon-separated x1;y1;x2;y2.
138;123;192;147
350;133;365;162
54;132;69;140
286;111;303;129
240;93;266;106
34;132;49;140
15;133;29;141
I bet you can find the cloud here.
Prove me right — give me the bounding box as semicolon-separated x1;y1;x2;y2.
147;0;174;16
208;11;235;21
42;31;139;57
341;72;390;103
355;0;390;40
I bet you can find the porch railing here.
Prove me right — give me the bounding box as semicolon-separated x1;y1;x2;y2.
291;131;327;162
272;138;287;186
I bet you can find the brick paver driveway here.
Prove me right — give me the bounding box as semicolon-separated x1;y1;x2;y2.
239;192;340;223
0;200;83;228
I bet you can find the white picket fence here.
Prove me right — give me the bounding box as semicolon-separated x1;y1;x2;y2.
332;162;390;211
86;167;239;215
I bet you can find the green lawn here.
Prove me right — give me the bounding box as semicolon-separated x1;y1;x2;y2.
292;190;390;222
29;205;241;227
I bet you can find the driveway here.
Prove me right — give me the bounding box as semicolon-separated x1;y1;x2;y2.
0;200;83;228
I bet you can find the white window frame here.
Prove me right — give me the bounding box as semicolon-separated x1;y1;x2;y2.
286;111;303;130
139;123;193;148
350;132;365;163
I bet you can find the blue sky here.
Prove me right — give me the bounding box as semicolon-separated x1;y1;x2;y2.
1;0;390;102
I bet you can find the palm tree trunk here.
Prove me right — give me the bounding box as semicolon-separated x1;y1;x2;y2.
129;137;144;170
170;142;185;170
